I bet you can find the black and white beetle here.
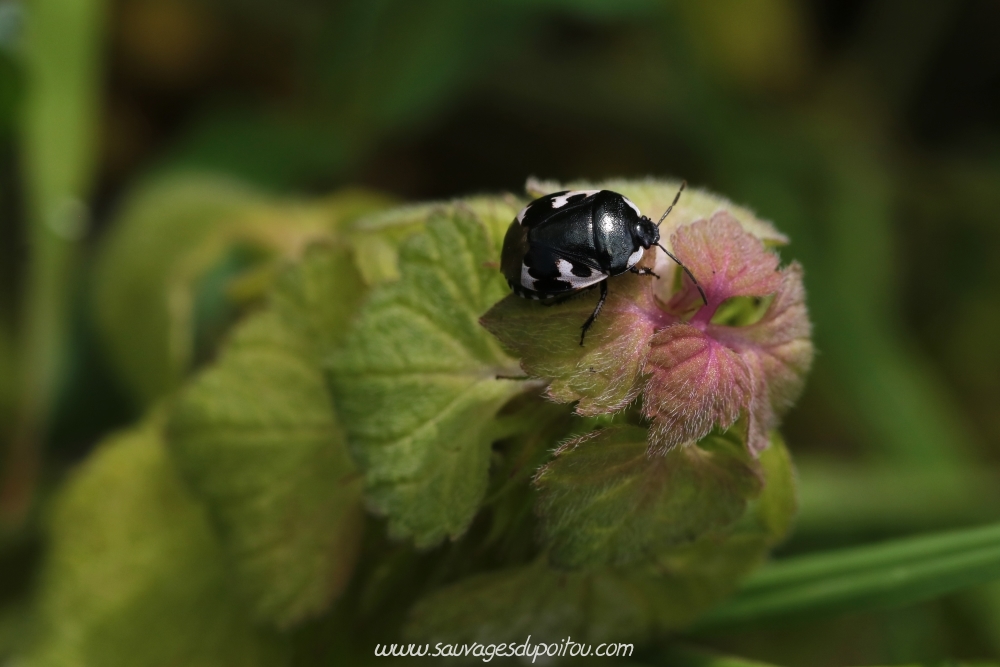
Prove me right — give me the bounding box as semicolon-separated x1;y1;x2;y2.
500;182;707;345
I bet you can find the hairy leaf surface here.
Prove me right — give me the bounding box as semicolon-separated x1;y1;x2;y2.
482;257;664;415
535;425;762;568
329;208;522;547
407;436;797;641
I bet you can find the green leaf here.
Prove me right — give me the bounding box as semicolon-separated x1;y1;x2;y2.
535;425;762;568
346;203;440;286
93;174;387;403
328;206;522;547
346;196;520;287
22;417;286;667
405;537;767;644
406;436;797;641
751;431;797;542
641;439;796;630
696;520;1000;630
462;196;528;254
405;559;658;644
93;174;281;403
168;246;366;628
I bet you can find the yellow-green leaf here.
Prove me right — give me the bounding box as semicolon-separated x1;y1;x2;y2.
328;206;522;548
168;246;366;628
22;417;286;667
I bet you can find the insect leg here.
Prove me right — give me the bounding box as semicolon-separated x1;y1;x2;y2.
629;266;660;279
579;279;608;346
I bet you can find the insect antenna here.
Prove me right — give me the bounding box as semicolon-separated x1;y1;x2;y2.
654;180;708;306
656;179;686;226
656;242;708;305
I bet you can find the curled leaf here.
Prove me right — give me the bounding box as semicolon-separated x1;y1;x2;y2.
644;213;812;454
93;174;388;404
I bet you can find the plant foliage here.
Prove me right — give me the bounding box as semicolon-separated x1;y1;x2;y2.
19;176;1000;667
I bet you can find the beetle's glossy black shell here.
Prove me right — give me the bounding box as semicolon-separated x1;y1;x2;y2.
501;189;656;298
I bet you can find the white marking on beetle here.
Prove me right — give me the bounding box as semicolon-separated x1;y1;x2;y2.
550;189;599;209
555;258;606;289
554;258;582;278
516;203;531;223
626;247;644;268
623;196;641;217
520;262;536;290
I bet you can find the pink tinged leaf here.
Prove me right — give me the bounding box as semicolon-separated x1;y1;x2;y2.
666;212;783;320
642;324;754;452
711;262;814;454
481;257;671;415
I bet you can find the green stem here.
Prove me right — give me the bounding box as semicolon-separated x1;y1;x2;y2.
0;0;106;525
694;521;1000;630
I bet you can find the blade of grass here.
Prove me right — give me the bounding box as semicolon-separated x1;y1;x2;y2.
695;522;1000;630
1;0;106;525
794;459;1000;540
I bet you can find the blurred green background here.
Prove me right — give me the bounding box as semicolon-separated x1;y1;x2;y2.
2;0;1000;664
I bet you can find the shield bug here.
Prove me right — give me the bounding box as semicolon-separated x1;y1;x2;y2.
500;182;706;345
